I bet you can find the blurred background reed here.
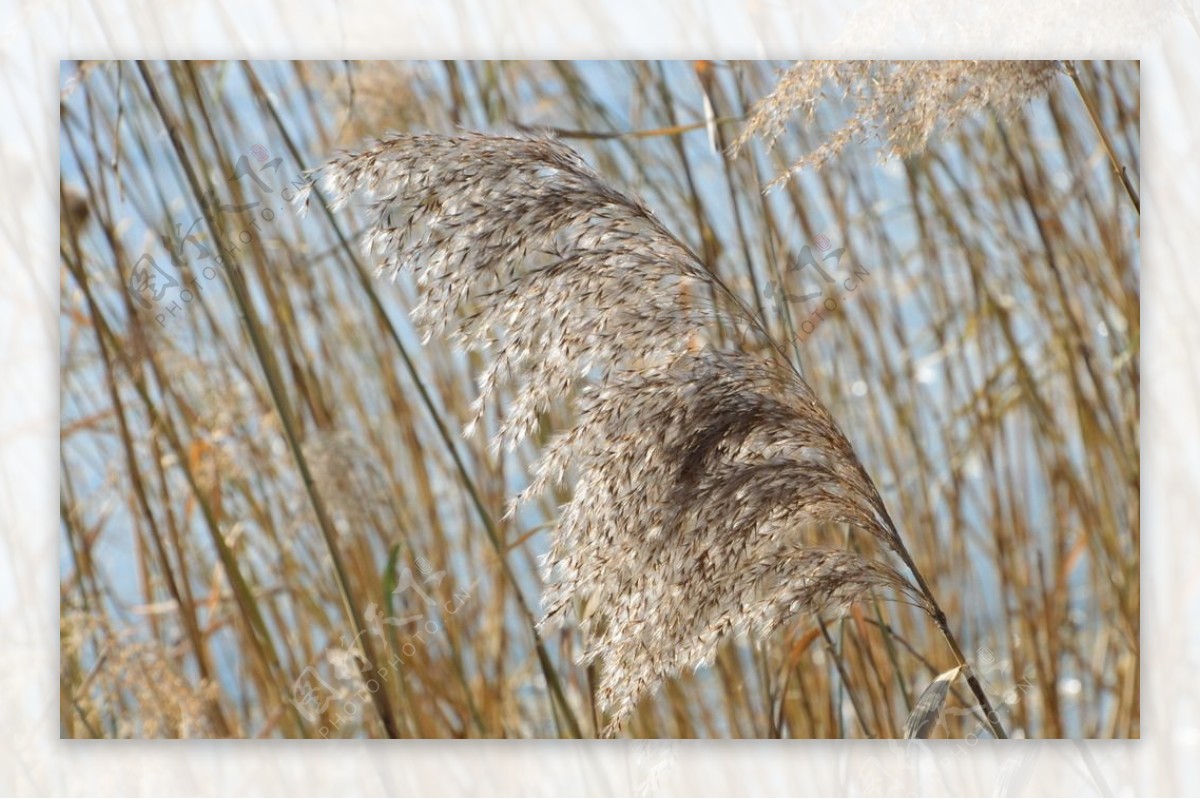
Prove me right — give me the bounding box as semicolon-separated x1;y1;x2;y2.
59;60;1138;738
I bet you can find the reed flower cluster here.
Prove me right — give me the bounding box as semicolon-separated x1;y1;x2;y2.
733;60;1061;181
299;132;946;733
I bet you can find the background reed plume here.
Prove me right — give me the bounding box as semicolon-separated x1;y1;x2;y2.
300;131;1001;735
733;60;1062;182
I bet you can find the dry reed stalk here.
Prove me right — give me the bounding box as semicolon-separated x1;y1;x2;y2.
60;59;1137;740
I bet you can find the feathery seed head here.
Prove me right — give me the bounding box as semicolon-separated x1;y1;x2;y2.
733;60;1060;184
299;131;928;733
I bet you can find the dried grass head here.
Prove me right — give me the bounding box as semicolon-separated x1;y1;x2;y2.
733;60;1061;184
298;131;930;733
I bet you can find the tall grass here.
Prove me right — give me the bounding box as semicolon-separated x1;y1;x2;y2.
59;60;1138;738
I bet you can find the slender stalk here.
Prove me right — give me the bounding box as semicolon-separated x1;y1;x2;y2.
62;243;305;734
137;60;402;739
882;512;1009;739
238;61;584;739
1063;61;1140;214
817;619;876;738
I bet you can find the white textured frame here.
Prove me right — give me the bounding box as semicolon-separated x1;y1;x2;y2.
4;1;1191;795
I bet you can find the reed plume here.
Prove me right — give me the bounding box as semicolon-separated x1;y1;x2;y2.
297;131;1001;736
733;60;1060;182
